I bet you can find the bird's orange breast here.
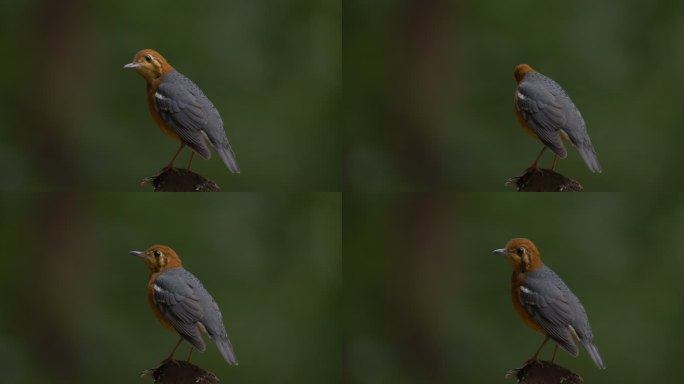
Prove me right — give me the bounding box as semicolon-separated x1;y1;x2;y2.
514;94;540;140
511;273;546;335
146;82;181;141
147;274;175;332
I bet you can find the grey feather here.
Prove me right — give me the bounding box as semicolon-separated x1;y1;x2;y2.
517;72;602;172
519;266;602;363
153;268;238;364
155;71;240;172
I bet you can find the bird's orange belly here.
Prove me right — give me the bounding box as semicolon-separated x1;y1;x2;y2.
511;284;546;335
514;107;540;140
146;91;181;141
147;282;175;332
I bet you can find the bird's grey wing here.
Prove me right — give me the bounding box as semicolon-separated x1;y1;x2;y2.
155;75;211;159
153;271;206;351
516;80;568;158
519;271;579;356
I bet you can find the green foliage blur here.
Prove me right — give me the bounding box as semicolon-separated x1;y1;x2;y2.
345;193;684;383
0;0;340;191
0;193;341;383
345;0;684;191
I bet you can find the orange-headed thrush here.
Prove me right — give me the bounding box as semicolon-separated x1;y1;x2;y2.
493;238;605;369
125;49;240;173
130;245;238;365
514;64;601;173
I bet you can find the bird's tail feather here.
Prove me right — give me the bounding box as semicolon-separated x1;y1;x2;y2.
216;143;240;173
575;144;602;173
583;341;606;369
212;335;239;365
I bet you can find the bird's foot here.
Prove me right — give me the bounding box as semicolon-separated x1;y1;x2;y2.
140;358;179;378
157;356;181;368
522;357;541;367
504;360;583;382
525;166;544;175
159;165;178;174
505;167;583;192
504;359;542;379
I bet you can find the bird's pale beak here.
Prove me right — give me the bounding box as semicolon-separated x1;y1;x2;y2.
123;62;139;69
492;248;508;256
129;250;145;257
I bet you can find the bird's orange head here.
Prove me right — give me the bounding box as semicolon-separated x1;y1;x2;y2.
124;49;174;81
130;244;182;273
493;238;544;272
514;64;535;83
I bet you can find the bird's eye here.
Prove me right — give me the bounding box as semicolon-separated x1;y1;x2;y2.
153;250;162;258
144;55;153;63
516;247;525;256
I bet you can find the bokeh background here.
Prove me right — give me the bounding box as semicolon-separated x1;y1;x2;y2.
345;193;684;383
0;0;340;191
0;193;341;383
345;0;684;191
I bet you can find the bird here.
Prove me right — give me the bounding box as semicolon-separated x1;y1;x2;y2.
493;238;605;369
124;49;240;173
130;245;238;365
513;64;601;173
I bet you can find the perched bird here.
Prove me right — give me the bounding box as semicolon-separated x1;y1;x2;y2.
493;238;605;369
124;49;240;173
513;64;601;173
130;245;238;365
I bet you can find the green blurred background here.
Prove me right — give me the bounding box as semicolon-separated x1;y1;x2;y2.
0;0;340;191
345;0;684;191
0;193;341;383
345;193;684;383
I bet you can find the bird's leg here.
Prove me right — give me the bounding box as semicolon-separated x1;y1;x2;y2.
551;343;559;363
532;335;550;360
529;146;547;171
164;144;186;170
523;335;550;366
187;151;195;170
550;155;558;170
187;347;195;362
163;337;184;363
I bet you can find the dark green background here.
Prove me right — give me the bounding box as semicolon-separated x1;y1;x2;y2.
345;0;684;191
345;193;683;383
0;0;340;191
0;193;341;383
